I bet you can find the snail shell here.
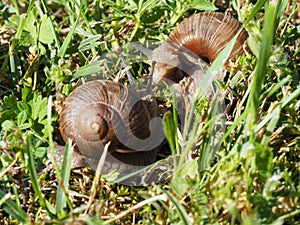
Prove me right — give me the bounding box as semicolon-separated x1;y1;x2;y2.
152;12;249;88
59;80;162;171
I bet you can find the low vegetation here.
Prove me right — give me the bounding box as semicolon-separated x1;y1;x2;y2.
0;0;299;224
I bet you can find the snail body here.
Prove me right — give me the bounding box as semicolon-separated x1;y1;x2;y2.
59;80;163;171
152;12;249;97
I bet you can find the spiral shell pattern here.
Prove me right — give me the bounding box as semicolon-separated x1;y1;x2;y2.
152;12;248;85
168;12;248;64
59;80;159;167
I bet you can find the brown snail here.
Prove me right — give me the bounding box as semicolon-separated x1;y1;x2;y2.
59;77;164;173
151;12;249;98
57;12;248;178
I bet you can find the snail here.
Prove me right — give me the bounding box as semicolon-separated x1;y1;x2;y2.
150;12;249;99
56;12;248;181
58;63;165;174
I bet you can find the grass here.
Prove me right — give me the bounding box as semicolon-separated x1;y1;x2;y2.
0;0;300;224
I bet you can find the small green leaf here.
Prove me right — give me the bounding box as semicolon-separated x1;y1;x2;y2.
72;60;105;81
39;15;55;44
31;94;40;120
176;160;198;178
34;147;47;158
86;216;105;225
17;111;27;126
190;0;217;11
20;8;38;47
139;0;160;17
78;35;101;52
140;7;164;23
6;14;20;30
17;102;30;113
3;95;18;110
171;177;190;196
38;100;48;123
254;143;273;179
20;123;31;130
126;0;138;11
21;86;32;102
0;110;17;124
1;120;15;131
29;93;48;122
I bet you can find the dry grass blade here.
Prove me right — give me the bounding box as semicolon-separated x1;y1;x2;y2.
84;142;110;214
104;194;167;224
0;0;299;223
0;156;18;178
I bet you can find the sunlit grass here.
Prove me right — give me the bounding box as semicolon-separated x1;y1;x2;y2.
0;0;299;224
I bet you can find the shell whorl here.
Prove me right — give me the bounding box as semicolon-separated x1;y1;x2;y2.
168;12;248;64
59;80;160;164
152;12;249;85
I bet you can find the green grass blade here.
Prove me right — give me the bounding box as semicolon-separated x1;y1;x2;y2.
248;0;278;133
78;35;102;52
46;96;73;214
198;99;225;170
0;190;29;223
25;135;55;217
138;0;160;17
11;0;20;15
56;15;80;60
163;111;177;156
185;28;243;132
244;0;268;25
260;107;280;146
259;75;291;100
182;28;243;169
178;113;199;171
162;87;180;162
72;60;105;81
221;108;249;144
12;185;25;221
8;0;37;76
209;28;242;72
69;0;98;56
111;164;152;185
47;95;62;177
56;139;74;214
161;189;191;225
255;85;300;133
172;89;180;155
275;0;289;32
9;14;26;75
202;29;243;93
